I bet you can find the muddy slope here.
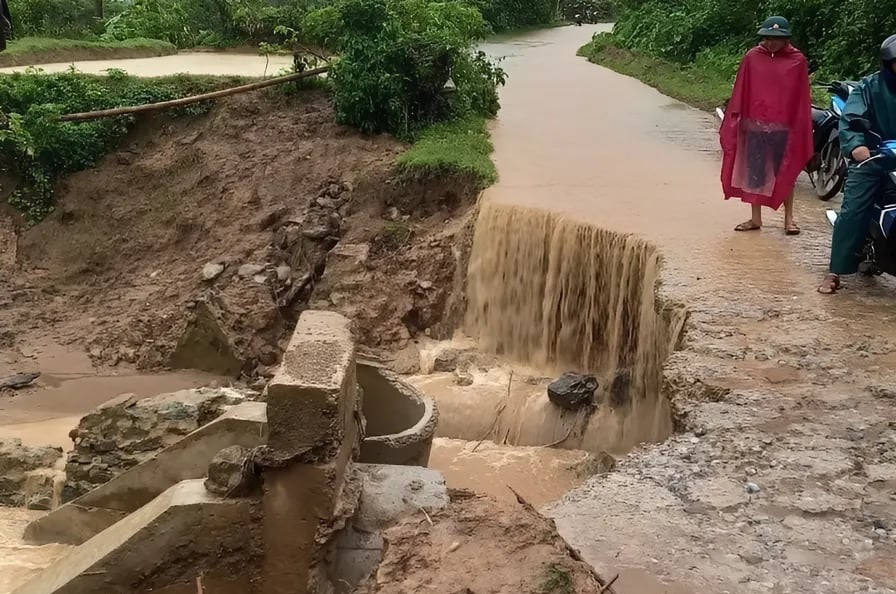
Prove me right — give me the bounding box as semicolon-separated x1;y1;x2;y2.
0;92;479;379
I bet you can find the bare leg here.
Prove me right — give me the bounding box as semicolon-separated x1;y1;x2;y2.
735;204;763;232
784;194;800;235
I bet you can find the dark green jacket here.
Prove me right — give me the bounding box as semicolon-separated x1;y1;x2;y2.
839;72;896;158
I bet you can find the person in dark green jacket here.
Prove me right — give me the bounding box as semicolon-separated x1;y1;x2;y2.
819;35;896;294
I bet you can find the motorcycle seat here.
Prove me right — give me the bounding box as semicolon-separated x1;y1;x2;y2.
811;107;832;126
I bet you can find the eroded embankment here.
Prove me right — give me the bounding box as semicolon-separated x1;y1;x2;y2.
448;200;688;454
0;92;480;387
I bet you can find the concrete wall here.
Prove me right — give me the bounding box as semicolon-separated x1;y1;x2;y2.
262;310;362;594
357;364;438;467
25;402;267;546
12;480;263;594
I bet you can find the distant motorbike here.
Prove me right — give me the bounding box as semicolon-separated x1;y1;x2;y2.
715;81;855;201
825;118;896;276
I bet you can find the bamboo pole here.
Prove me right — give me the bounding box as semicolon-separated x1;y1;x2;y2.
59;66;330;123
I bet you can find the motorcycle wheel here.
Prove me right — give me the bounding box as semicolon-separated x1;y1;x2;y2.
816;137;847;201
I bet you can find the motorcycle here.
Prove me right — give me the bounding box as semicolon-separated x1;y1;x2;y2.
715;81;854;201
825;118;896;276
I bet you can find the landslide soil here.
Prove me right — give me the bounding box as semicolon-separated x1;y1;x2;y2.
0;91;479;382
355;491;616;594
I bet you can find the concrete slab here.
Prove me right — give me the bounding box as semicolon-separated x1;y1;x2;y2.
12;480;262;594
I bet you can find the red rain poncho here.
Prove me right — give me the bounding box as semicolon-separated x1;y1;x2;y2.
720;44;813;210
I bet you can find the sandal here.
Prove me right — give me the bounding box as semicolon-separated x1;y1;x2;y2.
785;223;801;236
817;274;840;294
734;220;762;232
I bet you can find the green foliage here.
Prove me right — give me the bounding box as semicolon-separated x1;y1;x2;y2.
103;0;313;48
540;564;574;594
397;116;496;185
0;70;231;222
558;0;616;23
612;0;890;80
303;0;505;136
13;0;104;38
465;0;555;33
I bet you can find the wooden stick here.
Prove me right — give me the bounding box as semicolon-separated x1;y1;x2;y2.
472;370;512;452
597;574;619;594
59;66;329;122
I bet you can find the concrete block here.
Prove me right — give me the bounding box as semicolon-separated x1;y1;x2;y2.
266;311;356;453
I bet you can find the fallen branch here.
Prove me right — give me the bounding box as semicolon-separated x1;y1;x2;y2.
507;485;620;594
59;66;330;123
472;370;512;452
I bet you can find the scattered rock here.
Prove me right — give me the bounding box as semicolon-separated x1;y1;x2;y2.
202;262;225;281
238;263;266;277
432;348;473;373
547;372;598;411
868;383;896;400
0;439;63;507
745;482;761;494
0;372;41;390
205;445;253;497
453;369;474;387
276;265;292;282
252;274;268;285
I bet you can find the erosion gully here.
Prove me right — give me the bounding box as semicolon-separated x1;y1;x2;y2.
2;24;896;594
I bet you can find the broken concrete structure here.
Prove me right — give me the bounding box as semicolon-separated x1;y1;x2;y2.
12;310;444;594
62;387;250;502
358;363;437;466
25;401;267;546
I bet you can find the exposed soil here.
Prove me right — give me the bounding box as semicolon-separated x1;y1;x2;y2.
0;91;479;387
355;491;616;594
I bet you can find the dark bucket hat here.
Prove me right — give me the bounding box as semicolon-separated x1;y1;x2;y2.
758;16;792;38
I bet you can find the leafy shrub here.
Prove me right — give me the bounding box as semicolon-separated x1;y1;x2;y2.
612;0;889;79
303;0;505;136
13;0;102;38
559;0;615;23
465;0;555;33
0;69;223;221
103;0;313;48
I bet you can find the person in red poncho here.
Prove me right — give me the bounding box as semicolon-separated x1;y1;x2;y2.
720;16;813;235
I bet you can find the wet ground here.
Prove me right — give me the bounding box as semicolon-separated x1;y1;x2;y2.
479;26;896;594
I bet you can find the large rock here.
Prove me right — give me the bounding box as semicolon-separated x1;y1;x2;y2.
62;388;249;502
24;468;66;510
169;297;243;376
0;439;63;507
547;372;598;411
204;445;252;497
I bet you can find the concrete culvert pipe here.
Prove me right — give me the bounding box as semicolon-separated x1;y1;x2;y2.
357;363;438;467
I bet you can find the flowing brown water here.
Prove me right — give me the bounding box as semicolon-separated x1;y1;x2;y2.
459;200;686;453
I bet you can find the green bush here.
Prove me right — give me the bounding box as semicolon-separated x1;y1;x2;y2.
303;0;505;136
0;69;226;222
465;0;555;33
612;0;890;79
559;0;615;23
103;0;313;48
12;0;102;38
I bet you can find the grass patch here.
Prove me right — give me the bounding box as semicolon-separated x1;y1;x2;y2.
540;564;574;594
578;34;734;112
397;116;497;187
0;37;176;68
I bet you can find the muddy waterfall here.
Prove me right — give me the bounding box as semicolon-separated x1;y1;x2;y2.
463;201;687;454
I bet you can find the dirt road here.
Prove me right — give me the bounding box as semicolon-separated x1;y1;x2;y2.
480;26;896;594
